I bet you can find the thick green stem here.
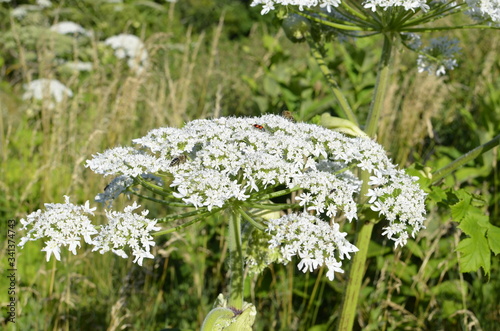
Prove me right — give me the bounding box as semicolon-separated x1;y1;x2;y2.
338;220;374;330
337;34;395;330
228;210;244;309
306;34;358;125
365;34;393;137
432;134;500;184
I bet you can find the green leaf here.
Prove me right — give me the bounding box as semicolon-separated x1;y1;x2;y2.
428;186;447;203
430;280;465;299
450;191;472;222
487;225;500;255
456;237;490;276
405;239;424;259
457;208;488;237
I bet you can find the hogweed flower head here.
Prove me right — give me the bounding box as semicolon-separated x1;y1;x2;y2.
266;213;359;281
104;34;149;74
19;115;426;279
50;21;91;37
23;78;73;103
416;37;461;76
91;202;160;266
84;114;426;279
19;196;98;262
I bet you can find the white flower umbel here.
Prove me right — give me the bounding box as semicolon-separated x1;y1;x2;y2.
250;0;430;14
37;0;52;8
61;61;93;72
251;0;342;14
86;114;426;279
18;196;98;262
50;21;91;36
267;213;359;281
23;78;73;103
92;202;160;266
104;34;149;74
417;37;461;76
465;0;500;23
362;0;430;12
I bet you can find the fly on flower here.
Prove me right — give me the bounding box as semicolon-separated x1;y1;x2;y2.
281;110;296;123
169;154;187;167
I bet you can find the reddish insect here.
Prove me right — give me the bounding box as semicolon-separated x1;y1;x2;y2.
252;124;265;131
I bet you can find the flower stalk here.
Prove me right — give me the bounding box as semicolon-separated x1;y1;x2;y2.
228;209;244;309
432;134;500;184
306;33;358;125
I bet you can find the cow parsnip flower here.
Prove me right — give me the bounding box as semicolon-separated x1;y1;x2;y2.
18;196;98;262
19;115;426;279
104;34;149;74
91;202;160;266
85;114;426;279
23;78;73;103
417;37;461;76
50;21;91;36
19;197;160;265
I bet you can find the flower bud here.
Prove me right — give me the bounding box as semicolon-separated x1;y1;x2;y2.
282;14;311;42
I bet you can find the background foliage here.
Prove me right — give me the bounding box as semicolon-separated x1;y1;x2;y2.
0;1;499;330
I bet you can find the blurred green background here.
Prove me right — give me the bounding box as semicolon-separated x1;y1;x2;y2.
0;1;499;330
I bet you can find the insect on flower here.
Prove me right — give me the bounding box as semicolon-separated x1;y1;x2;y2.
281;110;296;123
252;124;266;131
169;154;187;167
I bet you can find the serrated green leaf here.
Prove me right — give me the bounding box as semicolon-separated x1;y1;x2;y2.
456;237;490;276
450;192;472;222
454;188;471;201
457;209;488;237
487;225;500;255
428;186;447;203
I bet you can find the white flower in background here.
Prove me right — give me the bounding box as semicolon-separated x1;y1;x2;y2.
401;32;422;50
18;196;98;262
417;37;461;76
62;61;93;72
86;114;426;279
465;0;500;23
50;21;91;36
11;5;41;19
36;0;52;8
91;202;160;266
23;78;73;103
104;34;149;74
